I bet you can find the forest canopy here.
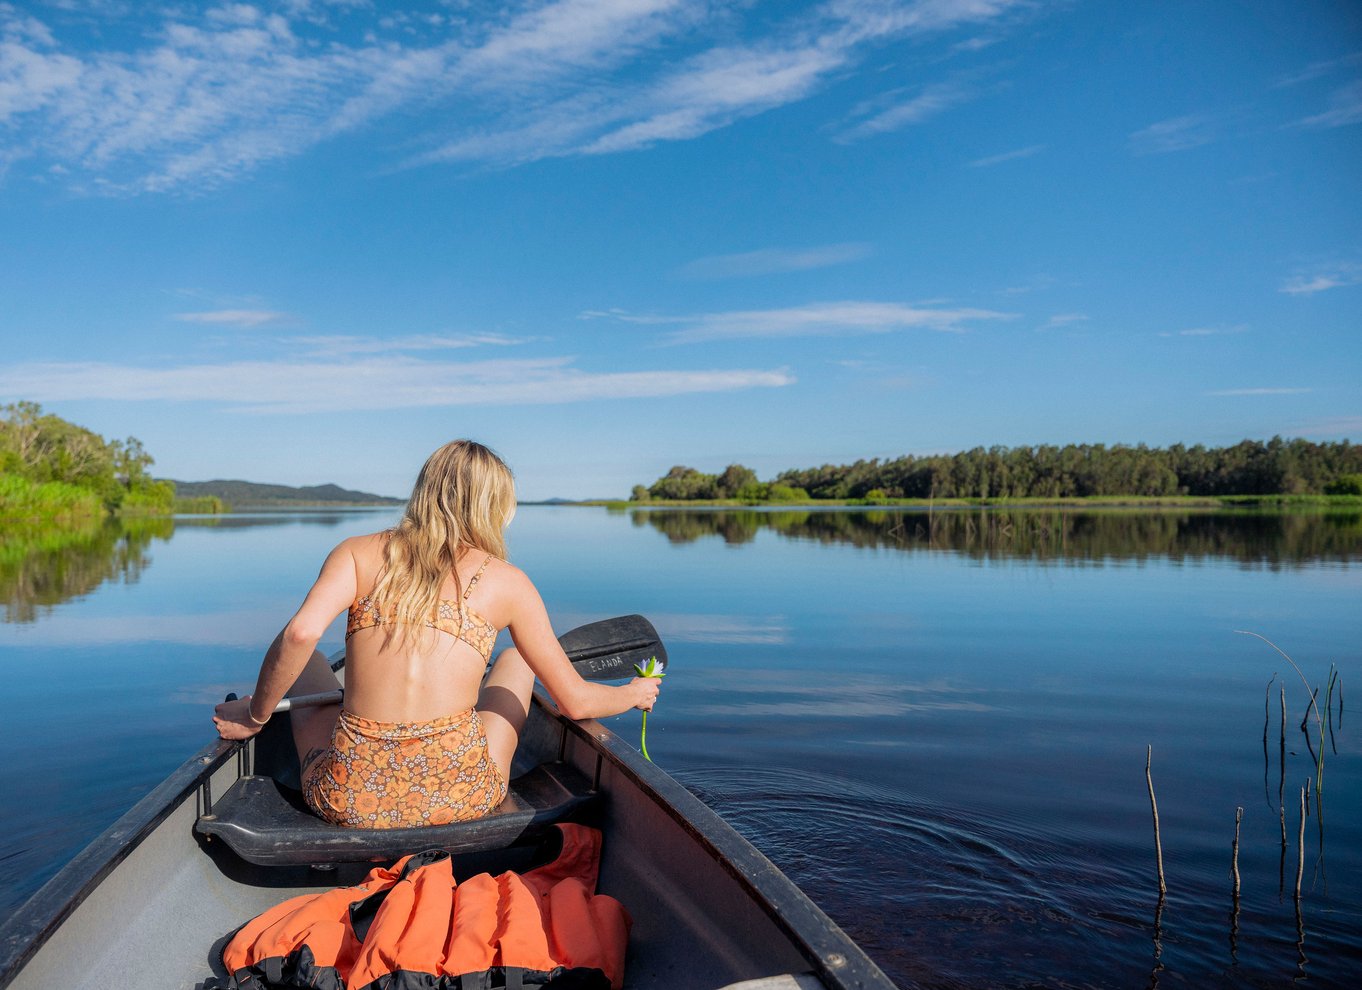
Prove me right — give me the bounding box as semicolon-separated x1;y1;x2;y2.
0;402;175;517
633;439;1362;502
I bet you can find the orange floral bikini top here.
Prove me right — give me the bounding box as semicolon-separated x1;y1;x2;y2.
345;554;498;661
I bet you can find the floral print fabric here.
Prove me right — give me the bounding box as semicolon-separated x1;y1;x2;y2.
302;709;508;829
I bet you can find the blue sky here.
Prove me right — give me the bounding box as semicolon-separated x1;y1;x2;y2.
1;0;1359;500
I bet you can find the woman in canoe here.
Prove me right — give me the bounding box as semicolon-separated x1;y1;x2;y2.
212;439;660;828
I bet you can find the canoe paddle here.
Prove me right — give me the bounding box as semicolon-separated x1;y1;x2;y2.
249;613;667;714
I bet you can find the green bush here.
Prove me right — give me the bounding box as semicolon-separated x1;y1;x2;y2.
1325;473;1362;496
736;481;770;502
768;483;810;502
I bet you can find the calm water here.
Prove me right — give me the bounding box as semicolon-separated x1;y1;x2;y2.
1;506;1360;988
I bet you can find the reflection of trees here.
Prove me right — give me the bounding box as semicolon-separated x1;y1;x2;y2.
634;508;1362;567
0;517;173;623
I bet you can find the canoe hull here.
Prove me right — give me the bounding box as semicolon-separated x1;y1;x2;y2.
0;691;896;989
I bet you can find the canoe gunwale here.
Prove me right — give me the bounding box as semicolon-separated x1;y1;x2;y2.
0;737;238;988
542;689;896;990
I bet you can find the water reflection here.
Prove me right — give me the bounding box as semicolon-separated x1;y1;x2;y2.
0;517;172;623
0;509;398;623
174;508;395;530
633;507;1362;565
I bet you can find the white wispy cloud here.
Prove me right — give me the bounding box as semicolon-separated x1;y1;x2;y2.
675;242;873;280
1129;114;1220;154
0;354;794;413
1;0;1030;191
1295;80;1362;128
173;309;289;327
1280;262;1362;296
288;332;537;354
584;300;1014;342
836;80;974;142
1273;52;1362;88
1000;274;1057;295
1038;312;1087;330
1206;387;1312;397
1157;324;1248;337
968;143;1044;167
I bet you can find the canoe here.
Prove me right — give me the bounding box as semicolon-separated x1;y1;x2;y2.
0;618;897;990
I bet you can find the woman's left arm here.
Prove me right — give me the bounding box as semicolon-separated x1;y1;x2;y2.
213;539;360;739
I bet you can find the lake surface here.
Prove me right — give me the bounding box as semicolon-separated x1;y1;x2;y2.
1;505;1359;988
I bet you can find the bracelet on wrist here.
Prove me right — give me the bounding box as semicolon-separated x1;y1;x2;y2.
246;702;269;726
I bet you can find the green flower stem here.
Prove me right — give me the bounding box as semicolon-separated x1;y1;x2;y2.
634;656;665;763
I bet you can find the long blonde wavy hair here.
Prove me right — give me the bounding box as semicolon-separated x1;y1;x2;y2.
367;440;516;644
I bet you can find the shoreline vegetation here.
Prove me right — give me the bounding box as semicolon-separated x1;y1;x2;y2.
0;403;399;521
617;439;1362;508
1;402;186;520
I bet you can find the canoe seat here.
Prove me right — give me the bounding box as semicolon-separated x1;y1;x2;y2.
195;762;598;867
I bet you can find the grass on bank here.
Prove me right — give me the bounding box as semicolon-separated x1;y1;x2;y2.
0;473;228;521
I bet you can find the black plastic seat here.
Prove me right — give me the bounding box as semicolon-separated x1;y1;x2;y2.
196;762;598;867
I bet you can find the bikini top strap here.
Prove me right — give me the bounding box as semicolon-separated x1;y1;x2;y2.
462;554;494;600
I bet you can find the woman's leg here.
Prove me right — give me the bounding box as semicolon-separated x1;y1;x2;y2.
477;648;535;782
288;649;344;776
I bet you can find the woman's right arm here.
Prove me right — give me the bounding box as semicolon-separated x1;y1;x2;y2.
213;537;360;739
503;569;659;720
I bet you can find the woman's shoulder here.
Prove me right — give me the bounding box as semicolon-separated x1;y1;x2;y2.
476;553;533;593
336;530;390;551
329;531;389;569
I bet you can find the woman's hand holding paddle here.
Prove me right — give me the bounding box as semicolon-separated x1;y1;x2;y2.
213;695;266;741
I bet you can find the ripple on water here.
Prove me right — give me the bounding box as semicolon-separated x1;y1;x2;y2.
672;765;1234;990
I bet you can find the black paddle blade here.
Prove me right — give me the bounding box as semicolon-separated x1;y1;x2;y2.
560;614;667;681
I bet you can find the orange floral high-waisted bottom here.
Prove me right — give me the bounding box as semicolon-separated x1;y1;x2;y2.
301;709;508;829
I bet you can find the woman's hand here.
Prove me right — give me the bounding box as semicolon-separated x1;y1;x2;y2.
213;695;265;741
628;676;661;712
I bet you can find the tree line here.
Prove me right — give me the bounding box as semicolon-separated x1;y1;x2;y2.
0;402;180;517
632;438;1362;501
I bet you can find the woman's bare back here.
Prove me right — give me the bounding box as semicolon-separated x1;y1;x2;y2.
342;533;514;722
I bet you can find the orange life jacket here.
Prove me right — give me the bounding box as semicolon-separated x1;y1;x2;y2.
222;824;630;990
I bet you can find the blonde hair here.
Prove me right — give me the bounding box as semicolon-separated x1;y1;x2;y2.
368;440;516;643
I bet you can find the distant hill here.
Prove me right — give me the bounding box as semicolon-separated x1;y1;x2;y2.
170;480;404;508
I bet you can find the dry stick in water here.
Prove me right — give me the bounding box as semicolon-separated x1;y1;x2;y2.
1279;803;1287;897
1264;675;1274;748
1279;683;1286;806
1146;745;1166;898
1263;676;1275;807
1296;783;1307;900
1232;807;1243;898
1230;806;1243;964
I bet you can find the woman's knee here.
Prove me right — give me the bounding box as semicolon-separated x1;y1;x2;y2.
490;648;533;680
